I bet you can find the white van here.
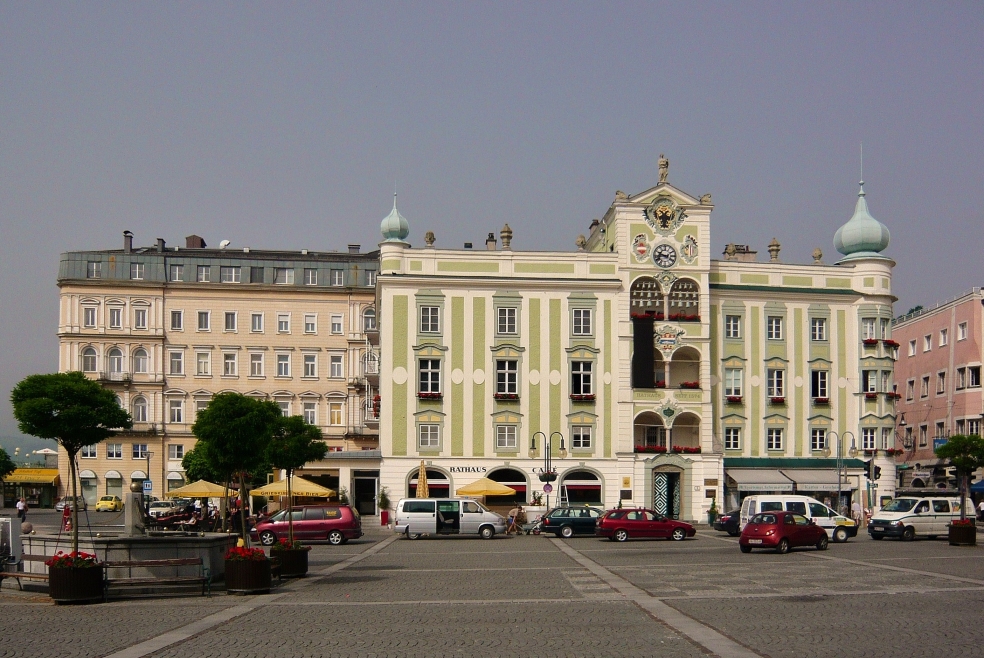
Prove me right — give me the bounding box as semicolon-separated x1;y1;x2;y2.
394;498;507;539
868;496;966;541
739;495;859;542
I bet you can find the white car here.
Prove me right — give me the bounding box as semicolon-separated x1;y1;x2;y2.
148;501;179;518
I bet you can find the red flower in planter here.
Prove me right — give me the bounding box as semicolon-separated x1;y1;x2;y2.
570;394;596;402
417;392;443;400
655;380;666;388
225;547;267;562
865;392;878;400
770;397;785;404
45;551;99;568
671;446;702;454
726;396;743;404
494;392;519;401
634;445;667;453
862;339;879;346
679;381;701;389
882;339;899;348
950;518;975;527
813;397;829;405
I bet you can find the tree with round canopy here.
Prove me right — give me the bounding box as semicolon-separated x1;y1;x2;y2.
266;415;328;545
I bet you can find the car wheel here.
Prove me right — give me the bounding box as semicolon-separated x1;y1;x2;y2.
614;529;629;542
480;525;495;540
259;531;277;546
670;528;686;542
560;526;574;538
740;544;752;553
328;530;344;545
833;527;848;543
816;535;829;551
728;529;740;537
902;526;915;541
776;538;790;554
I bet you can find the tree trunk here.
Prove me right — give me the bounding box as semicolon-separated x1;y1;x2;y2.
221;479;230;532
67;449;79;554
238;473;249;547
960;473;968;522
286;470;294;545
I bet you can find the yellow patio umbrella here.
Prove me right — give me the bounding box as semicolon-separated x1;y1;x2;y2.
164;479;229;498
251;475;336;498
415;461;429;498
455;477;516;497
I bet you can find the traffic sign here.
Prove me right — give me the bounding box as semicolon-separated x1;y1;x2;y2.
543;484;553;493
143;480;153;492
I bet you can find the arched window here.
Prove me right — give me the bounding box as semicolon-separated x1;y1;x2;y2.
132;396;148;422
630;277;664;319
668;279;700;320
133;348;148;373
115;396;124;408
363;307;376;332
81;347;97;372
108;348;124;373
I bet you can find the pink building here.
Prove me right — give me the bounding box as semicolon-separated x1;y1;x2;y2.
892;288;983;489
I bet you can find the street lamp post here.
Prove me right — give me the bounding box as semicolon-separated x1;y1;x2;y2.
825;431;856;514
529;431;566;509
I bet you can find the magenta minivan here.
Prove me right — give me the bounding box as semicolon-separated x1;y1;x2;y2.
251;505;362;546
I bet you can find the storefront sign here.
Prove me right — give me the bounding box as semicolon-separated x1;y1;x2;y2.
449;466;488;473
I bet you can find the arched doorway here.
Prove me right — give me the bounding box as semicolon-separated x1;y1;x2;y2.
560;469;602;505
653;465;683;519
408;467;450;498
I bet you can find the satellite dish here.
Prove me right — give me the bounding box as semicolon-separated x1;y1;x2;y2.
219;240;231;249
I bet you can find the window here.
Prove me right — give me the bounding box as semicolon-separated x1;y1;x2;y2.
881;428;891;450
169;351;184;375
419;359;441;393
170;310;183;330
198;311;210;331
766;369;784;397
250;353;263;376
303;354;317;377
496;360;518;394
923;335;932;352
130;263;144;280
326;314;340;334
330;355;342;378
880;319;890;339
107;443;122;459
223;353;237;376
572;309;591;336
81;347;97;372
81;445;97;459
498;307;518;335
940;328;948;347
169;400;183;423
304;314;317;333
957;419;966;434
969;419;981;435
919;425;928;447
330;270;344;286
87;261;102;278
862;370;877;393
862;428;876;451
273;268;294;284
970;366;981;388
220;266;241;283
767;428;783;451
496;425;518;449
420;307;440;333
363;308;376;332
304;268;318;285
328;402;342;425
133;349;148;373
277;401;290;416
277;354;290;377
366;270;376;286
251;313;263;332
811;428;826;452
908;340;916;357
197;265;210;282
881;371;891;393
935;422;945;439
921;376;929;398
250;266;264;283
134;308;147;330
108;348;123;373
83;307;97;328
725;315;741;339
303;402;317;424
937;372;946;394
224;312;237;331
109;307;122;329
572;425;592;449
419;424;440;448
169;264;183;281
767;316;783;340
132;397;147;422
277;314;290;333
958;322;968;341
724;427;741;450
811;370;828;399
861;318;876;340
724;368;743;397
810;317;827;341
196;352;210;376
906;379;914;400
168;444;184;460
571;361;593;395
132;444;148;459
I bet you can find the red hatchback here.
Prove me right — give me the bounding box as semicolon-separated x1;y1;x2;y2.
739;511;828;554
595;508;696;542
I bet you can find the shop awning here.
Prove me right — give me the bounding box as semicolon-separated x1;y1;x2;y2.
4;468;60;485
130;470;147;480
779;469;844;491
79;470;97;480
105;470;122;479
167;471;185;481
726;469;793;492
971;480;984;493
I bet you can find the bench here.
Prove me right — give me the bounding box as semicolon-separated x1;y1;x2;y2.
1;554;51;590
103;558;211;598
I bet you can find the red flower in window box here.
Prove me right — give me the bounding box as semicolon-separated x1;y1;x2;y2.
634;445;667;453
882;339;899;348
494;392;519;401
570;393;596;402
726;396;743;404
864;392;878;400
862;339;879;346
863;449;876;456
888;392;902;400
770;397;785;404
417;392;442;400
679;381;701;389
655;380;666;389
630;310;665;320
668;313;701;322
813;397;829;405
671;446;702;454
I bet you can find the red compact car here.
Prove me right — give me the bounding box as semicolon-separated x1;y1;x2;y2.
739;510;828;554
595;508;696;542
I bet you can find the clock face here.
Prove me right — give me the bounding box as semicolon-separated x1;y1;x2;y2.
653;243;677;269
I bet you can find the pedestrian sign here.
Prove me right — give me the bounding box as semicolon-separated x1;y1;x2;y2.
143;480;153;492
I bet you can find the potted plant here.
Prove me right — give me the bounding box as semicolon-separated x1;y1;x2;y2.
538;470;558;483
224;546;271;594
935;434;984;546
270;538;310;578
707;500;718;525
46;551;104;604
377;486;391;526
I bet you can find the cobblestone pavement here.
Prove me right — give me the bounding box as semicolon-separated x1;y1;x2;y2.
1;524;983;657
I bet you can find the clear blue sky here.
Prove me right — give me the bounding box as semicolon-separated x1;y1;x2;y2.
2;2;982;440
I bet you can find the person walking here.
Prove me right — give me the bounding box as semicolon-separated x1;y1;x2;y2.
506;504;522;534
851;500;863;527
977;498;984;522
15;497;27;523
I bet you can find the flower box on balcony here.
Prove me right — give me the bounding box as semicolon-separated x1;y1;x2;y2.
887;392;902;400
770;397;786;404
417;392;443;400
570;394;596;402
882;339;899;348
813;397;830;405
493;393;519;401
671;446;702;454
679;381;701;389
862;339;879;346
668;313;701;322
726;396;743;404
885;448;905;456
655;381;666;389
634;445;667;453
630;311;665;320
864;392;878;400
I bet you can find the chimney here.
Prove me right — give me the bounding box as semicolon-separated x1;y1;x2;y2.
348;244;361;254
185;235;206;249
123;231;133;254
156;238;166;253
486;232;497;250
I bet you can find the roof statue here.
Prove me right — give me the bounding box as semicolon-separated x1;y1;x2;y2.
658;154;669;183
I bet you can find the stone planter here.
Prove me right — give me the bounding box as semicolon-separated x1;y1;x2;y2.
49;565;105;604
948;523;977;546
224;559;272;594
272;547;310;578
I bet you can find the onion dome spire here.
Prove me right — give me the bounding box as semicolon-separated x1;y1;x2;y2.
833;181;890;262
380;194;410;243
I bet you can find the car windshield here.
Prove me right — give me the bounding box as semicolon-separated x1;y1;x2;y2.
150;502;172;508
881;498;917;512
99;497;115;501
750;513;777;525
